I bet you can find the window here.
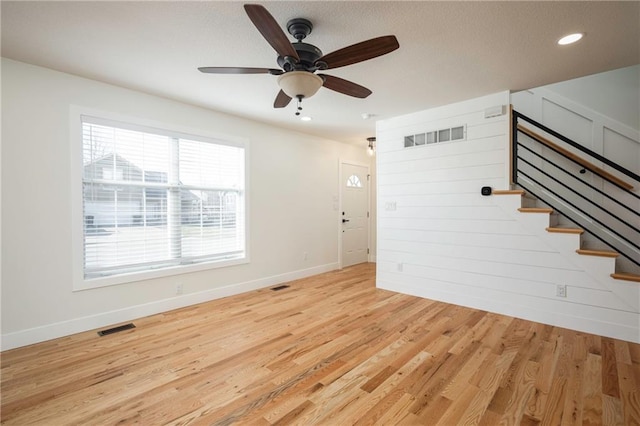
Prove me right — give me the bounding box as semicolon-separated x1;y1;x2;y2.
438;128;450;142
404;125;466;148
404;135;414;148
346;174;362;188
451;126;465;141
80;115;246;283
426;131;437;144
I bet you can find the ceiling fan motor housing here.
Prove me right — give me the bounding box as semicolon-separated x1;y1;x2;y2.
277;18;325;72
278;42;323;71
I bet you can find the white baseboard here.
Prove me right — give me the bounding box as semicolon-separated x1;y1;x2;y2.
378;279;640;344
1;263;338;350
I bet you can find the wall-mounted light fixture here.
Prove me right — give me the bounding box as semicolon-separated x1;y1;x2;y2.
367;137;376;156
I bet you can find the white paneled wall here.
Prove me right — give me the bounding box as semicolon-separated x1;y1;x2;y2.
512;86;639;186
512;86;640;271
376;92;640;343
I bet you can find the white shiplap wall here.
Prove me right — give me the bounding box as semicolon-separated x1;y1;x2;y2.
376;92;640;343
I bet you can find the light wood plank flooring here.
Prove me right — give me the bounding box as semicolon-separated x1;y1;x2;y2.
2;263;640;425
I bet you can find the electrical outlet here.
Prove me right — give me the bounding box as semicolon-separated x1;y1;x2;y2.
303;252;308;261
176;283;183;295
397;262;403;272
556;284;567;298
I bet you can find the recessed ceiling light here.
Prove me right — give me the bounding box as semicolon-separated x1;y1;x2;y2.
558;33;583;45
300;116;312;122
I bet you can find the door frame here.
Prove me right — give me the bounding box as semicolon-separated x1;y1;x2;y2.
338;159;371;269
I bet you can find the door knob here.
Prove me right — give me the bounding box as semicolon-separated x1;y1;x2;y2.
342;219;350;223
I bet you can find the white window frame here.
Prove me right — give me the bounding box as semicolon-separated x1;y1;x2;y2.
70;106;250;291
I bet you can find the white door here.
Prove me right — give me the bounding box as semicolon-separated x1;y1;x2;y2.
341;162;369;267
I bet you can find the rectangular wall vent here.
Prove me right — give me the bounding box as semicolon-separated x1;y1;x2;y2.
404;125;466;148
484;105;507;118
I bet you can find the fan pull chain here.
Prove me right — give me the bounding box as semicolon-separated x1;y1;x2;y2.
295;95;303;116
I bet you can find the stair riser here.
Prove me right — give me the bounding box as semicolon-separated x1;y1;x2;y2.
492;194;522;211
546;233;582;253
575;255;618;280
518;213;553;230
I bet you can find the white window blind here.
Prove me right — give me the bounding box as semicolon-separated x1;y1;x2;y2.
81;116;245;280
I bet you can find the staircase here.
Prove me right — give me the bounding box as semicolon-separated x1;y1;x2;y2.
510;110;640;283
520;190;640;276
494;189;640;285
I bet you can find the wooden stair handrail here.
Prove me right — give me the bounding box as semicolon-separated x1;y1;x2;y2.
517;124;634;191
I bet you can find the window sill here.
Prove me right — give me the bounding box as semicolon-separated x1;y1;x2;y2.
73;256;249;291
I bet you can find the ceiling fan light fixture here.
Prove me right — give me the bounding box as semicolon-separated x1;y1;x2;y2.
277;71;323;99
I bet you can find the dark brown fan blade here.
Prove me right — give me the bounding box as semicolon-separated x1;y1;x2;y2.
244;4;299;61
319;74;372;98
198;67;282;75
274;90;292;108
319;35;399;69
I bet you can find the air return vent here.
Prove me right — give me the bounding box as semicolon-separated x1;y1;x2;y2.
97;323;135;336
271;285;290;291
404;125;466;148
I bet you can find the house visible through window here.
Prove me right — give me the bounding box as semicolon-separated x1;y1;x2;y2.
81;116;246;281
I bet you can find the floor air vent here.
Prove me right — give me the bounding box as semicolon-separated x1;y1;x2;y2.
97;323;136;336
271;285;290;291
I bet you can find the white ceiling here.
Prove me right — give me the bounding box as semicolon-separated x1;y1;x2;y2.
2;1;639;146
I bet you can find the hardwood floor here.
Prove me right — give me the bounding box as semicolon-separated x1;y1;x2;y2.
2;263;639;425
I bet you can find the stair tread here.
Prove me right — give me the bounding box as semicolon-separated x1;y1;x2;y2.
576;249;619;258
546;227;584;234
611;273;640;283
493;189;525;195
518;207;553;214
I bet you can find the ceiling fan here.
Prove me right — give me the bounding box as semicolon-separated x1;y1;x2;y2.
198;4;399;114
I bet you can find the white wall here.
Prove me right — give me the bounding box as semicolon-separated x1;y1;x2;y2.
512;78;639;174
1;58;369;349
542;65;639;132
376;92;639;343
